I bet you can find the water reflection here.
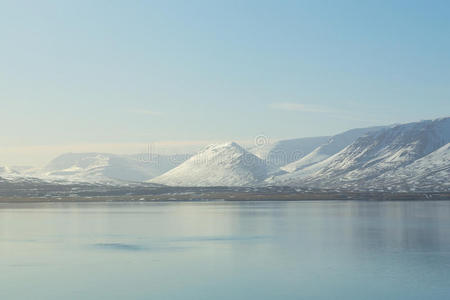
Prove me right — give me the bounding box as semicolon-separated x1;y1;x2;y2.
92;243;147;251
1;201;450;300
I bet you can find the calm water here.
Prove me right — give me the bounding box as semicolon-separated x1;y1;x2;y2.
1;201;450;299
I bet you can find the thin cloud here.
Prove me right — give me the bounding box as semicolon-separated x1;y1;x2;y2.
270;102;332;113
130;109;162;116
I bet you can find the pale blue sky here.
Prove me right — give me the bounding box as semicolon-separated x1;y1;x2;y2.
1;0;449;165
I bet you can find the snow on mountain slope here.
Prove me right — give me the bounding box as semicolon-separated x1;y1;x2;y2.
0;166;21;180
282;126;385;172
271;117;450;190
367;143;450;191
150;142;274;186
249;136;329;167
36;152;189;183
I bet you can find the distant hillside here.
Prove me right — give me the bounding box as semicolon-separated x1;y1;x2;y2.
249;136;329;167
35;152;190;183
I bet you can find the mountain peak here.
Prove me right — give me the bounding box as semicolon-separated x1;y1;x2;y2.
150;142;272;186
204;141;243;151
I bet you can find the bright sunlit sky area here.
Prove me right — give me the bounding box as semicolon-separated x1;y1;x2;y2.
1;0;449;166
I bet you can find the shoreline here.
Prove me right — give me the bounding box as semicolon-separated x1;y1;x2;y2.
1;191;449;203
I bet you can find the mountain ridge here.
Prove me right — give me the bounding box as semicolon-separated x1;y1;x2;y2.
270;117;450;191
282;126;386;172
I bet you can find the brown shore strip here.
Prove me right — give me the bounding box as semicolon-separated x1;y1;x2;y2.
1;191;449;203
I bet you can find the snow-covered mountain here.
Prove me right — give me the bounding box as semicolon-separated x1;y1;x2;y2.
271;117;450;191
0;166;21;180
249;136;330;168
2;117;448;191
366;143;450;191
282;126;385;172
150;142;274;186
33;152;190;183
